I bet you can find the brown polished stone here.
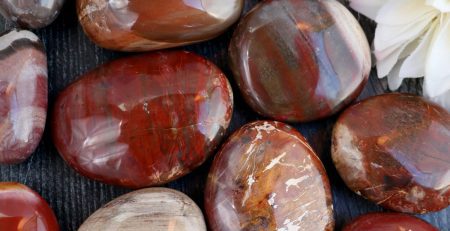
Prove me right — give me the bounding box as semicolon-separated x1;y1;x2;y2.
343;213;438;231
78;188;206;231
0;182;59;231
332;93;450;213
52;51;233;188
205;121;334;231
0;29;47;164
229;0;371;122
77;0;244;51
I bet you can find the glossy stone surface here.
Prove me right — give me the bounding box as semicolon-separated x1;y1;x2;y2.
79;188;206;231
52;51;233;188
332;93;450;213
343;213;438;231
229;0;371;122
0;29;47;164
77;0;244;51
0;182;59;231
205;121;334;230
0;0;64;29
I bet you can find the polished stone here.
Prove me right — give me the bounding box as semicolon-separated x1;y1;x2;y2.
343;213;438;231
0;0;64;28
0;182;59;231
205;121;334;231
0;29;47;164
77;0;244;51
229;0;371;122
52;51;233;188
79;188;206;231
333;93;450;213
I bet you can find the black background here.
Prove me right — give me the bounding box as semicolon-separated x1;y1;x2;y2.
0;0;448;230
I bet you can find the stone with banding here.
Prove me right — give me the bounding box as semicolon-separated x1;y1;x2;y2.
342;213;438;231
0;0;65;28
205;121;334;231
52;51;233;188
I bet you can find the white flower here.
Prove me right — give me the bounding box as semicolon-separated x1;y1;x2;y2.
350;0;450;111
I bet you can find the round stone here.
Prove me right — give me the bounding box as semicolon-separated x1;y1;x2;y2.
77;0;244;51
0;29;48;164
52;51;233;188
0;0;65;28
78;188;206;231
342;213;438;231
205;121;334;231
332;93;450;213
229;0;371;122
0;182;59;231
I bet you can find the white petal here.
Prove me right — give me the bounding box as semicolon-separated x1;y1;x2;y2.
386;59;406;90
349;0;389;20
426;0;450;12
376;0;437;25
376;42;408;77
424;88;450;112
424;15;450;97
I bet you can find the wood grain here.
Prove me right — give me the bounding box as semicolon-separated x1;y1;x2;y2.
0;0;448;230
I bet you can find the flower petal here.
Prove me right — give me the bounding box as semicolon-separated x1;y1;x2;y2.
349;0;389;20
426;0;450;12
376;42;408;77
424;88;450;111
376;0;437;25
386;59;406;90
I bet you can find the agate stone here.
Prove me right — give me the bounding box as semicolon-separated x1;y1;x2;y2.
79;188;206;231
0;29;47;164
0;182;59;231
0;0;65;29
332;93;450;213
205;121;334;231
52;51;233;188
229;0;371;122
77;0;244;51
343;213;438;231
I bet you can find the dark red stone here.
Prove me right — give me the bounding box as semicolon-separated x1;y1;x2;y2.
52;51;233;188
0;29;48;164
332;93;450;213
205;121;334;231
229;0;371;122
0;182;59;231
343;213;438;231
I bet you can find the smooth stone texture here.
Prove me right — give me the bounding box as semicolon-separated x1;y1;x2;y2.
229;0;371;122
78;188;206;231
0;182;59;231
52;51;233;188
205;121;334;231
342;213;438;231
77;0;244;51
0;0;64;29
0;29;48;164
332;93;450;213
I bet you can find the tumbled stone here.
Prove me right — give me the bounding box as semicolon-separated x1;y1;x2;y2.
0;182;59;231
229;0;371;122
0;0;65;29
77;0;244;51
343;213;438;231
332;93;450;213
205;121;334;231
78;188;206;231
0;29;47;164
52;51;233;188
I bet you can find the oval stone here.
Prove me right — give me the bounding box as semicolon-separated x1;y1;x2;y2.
343;213;438;231
332;93;450;213
78;188;206;231
77;0;244;51
229;0;371;122
0;182;59;231
0;29;48;164
52;51;233;188
205;121;334;231
0;0;65;28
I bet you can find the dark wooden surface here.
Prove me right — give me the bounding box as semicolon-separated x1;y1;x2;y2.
0;1;448;230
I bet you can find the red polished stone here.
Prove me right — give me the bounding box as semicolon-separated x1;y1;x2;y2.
332;93;450;213
205;121;334;231
343;213;438;231
52;51;233;188
0;29;48;164
0;182;59;231
229;0;371;122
